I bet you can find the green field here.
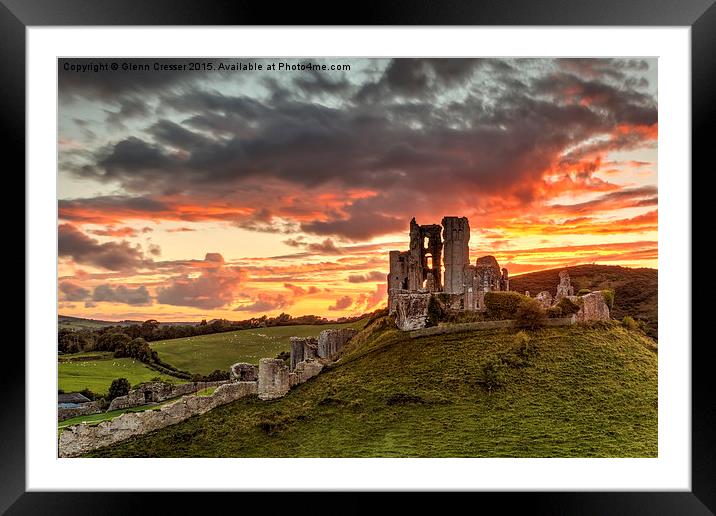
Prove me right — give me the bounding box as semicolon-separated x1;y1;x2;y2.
150;321;365;375
58;399;176;430
89;319;658;458
58;357;181;395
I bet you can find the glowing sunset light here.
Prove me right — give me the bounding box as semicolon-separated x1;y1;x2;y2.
58;57;657;322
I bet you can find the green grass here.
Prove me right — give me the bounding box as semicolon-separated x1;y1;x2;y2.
88;319;657;458
150;321;365;375
196;387;217;397
58;400;172;430
58;357;181;395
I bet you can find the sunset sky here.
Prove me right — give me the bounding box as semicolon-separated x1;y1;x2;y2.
58;58;657;321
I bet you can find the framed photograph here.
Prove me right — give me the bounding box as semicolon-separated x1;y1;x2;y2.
5;0;710;512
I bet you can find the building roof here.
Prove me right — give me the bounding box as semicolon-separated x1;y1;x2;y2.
58;392;91;404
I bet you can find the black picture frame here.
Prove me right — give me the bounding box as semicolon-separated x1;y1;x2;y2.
3;0;710;513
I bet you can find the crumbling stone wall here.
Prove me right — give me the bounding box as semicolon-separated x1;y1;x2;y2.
317;328;358;358
555;270;574;300
535;291;553;308
442;216;469;294
572;291;611;322
409;218;443;292
58;381;258;457
293;359;324;383
107;389;146;411
388;250;410;312
258;358;290;400
58;400;105;422
463;256;509;311
394;291;431;331
387;216;511;328
107;381;229;411
230;362;258;382
290;337;318;370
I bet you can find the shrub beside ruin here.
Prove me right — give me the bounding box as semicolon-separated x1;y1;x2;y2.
484;291;532;320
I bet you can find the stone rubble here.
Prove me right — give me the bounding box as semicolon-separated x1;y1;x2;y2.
317;328;359;359
230;362;259;382
394;291;432;331
572;291;611;322
107;380;230;412
289;336;318;370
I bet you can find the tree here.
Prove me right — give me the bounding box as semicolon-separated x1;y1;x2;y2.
515;298;548;329
140;319;160;340
107;378;131;400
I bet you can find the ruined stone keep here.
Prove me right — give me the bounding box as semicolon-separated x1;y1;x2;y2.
388;216;510;326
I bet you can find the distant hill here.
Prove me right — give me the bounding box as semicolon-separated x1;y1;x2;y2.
87;319;657;458
509;265;657;338
58;315;196;330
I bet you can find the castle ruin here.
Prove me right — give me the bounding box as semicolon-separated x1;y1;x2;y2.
388;216;509;329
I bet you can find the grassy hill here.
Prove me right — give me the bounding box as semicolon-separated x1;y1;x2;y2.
150;320;366;375
87;318;658;458
509;265;657;338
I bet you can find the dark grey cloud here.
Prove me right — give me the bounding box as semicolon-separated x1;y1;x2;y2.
105;97;151;127
92;284;152;306
549;185;658;214
355;58;488;102
149;119;210;149
61;58;657;240
58;224;152;271
59;58;214;102
59;281;90;301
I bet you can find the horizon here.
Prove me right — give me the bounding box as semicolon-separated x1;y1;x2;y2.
58;58;658;321
59;262;656;324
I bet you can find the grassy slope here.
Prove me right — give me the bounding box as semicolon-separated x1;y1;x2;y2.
509;265;657;338
88;320;657;458
58;357;181;395
150;321;365;375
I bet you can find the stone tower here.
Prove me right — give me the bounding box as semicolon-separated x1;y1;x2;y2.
442;216;470;294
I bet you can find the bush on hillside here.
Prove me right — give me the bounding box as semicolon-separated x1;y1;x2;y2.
515;298;548;329
107;378;131;400
577;288;592;296
513;331;534;357
622;315;641;331
484;291;532;320
480;356;509;392
602;289;615;310
546;306;562;318
191;369;231;383
501;331;538;368
551;297;581;318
